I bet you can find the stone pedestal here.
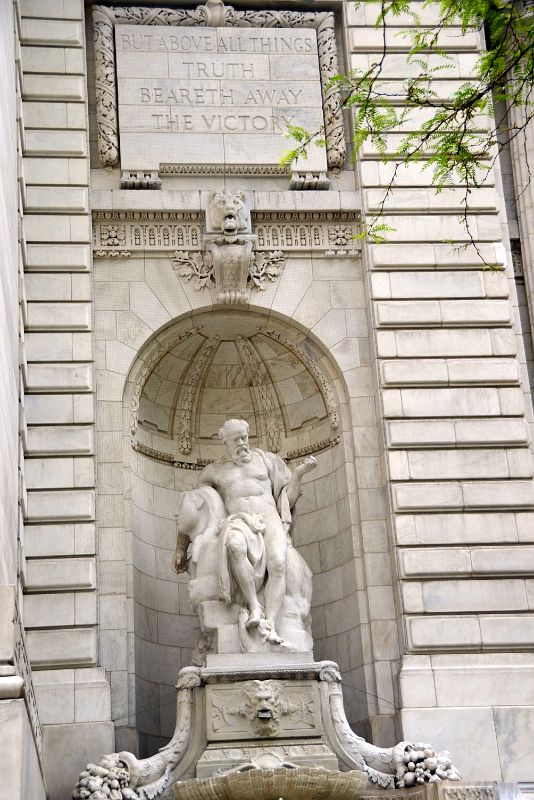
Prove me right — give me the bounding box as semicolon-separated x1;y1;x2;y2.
198;603;313;657
73;660;462;800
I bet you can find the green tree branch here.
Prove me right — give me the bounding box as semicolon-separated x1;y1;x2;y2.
281;0;534;253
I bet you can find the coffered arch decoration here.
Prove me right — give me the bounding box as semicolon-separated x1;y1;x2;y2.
92;1;345;171
127;309;341;467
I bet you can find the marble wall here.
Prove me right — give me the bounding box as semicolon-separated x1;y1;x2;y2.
132;454;197;753
0;2;49;798
2;0;534;795
0;0;21;589
13;0;114;796
351;0;534;781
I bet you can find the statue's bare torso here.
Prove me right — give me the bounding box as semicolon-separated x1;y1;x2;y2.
200;452;278;517
198;449;286;637
195;420;315;639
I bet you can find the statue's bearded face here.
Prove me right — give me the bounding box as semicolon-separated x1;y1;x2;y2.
224;425;252;464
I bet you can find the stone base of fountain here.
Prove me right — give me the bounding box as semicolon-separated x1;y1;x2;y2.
173;766;369;800
72;659;463;800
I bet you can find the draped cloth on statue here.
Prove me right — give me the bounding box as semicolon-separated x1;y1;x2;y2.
218;513;266;605
255;448;293;532
216;448;293;605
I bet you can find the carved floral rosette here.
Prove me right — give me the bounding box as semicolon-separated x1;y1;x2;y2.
92;3;345;172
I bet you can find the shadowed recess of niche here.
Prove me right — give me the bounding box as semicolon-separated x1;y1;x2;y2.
135;309;339;463
128;309;366;756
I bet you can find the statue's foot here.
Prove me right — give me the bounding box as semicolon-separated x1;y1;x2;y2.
246;607;263;628
265;623;283;645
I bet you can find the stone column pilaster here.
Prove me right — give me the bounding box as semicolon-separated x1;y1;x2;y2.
17;0;113;796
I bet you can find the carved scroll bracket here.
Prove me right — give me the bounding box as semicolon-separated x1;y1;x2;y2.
72;667;202;800
318;664;462;789
171;192;287;304
204;238;256;305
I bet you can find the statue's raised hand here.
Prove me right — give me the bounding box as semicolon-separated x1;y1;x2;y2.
295;455;317;476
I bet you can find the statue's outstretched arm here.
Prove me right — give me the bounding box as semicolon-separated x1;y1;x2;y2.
196;464;214;488
286;456;317;508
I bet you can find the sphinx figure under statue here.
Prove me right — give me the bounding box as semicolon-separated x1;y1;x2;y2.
73;419;461;800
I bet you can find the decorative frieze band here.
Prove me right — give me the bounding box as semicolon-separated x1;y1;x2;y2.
160;164;289;176
254;212;361;255
92;211;203;254
92;211;360;257
133;434;341;468
92;3;345;172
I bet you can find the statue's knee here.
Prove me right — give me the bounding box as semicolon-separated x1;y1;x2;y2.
269;558;285;578
227;531;246;557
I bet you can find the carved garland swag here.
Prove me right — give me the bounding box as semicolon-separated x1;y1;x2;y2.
92;2;346;171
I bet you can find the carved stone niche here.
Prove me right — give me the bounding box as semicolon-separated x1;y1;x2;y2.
92;0;345;185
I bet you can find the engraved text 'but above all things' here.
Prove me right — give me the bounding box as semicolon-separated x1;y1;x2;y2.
118;31;315;54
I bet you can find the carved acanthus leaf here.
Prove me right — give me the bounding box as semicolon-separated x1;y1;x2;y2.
170;250;286;296
249;250;286;290
171;251;214;291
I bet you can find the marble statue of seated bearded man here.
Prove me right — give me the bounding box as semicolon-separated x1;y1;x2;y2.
173;419;316;649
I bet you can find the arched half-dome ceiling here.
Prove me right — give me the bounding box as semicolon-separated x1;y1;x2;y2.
131;310;341;464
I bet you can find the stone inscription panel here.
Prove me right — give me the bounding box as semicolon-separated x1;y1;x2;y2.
115;25;327;173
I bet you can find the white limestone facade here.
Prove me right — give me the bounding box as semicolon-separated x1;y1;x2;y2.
1;0;534;798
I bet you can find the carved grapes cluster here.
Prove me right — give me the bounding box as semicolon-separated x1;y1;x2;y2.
396;744;462;788
72;754;138;800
